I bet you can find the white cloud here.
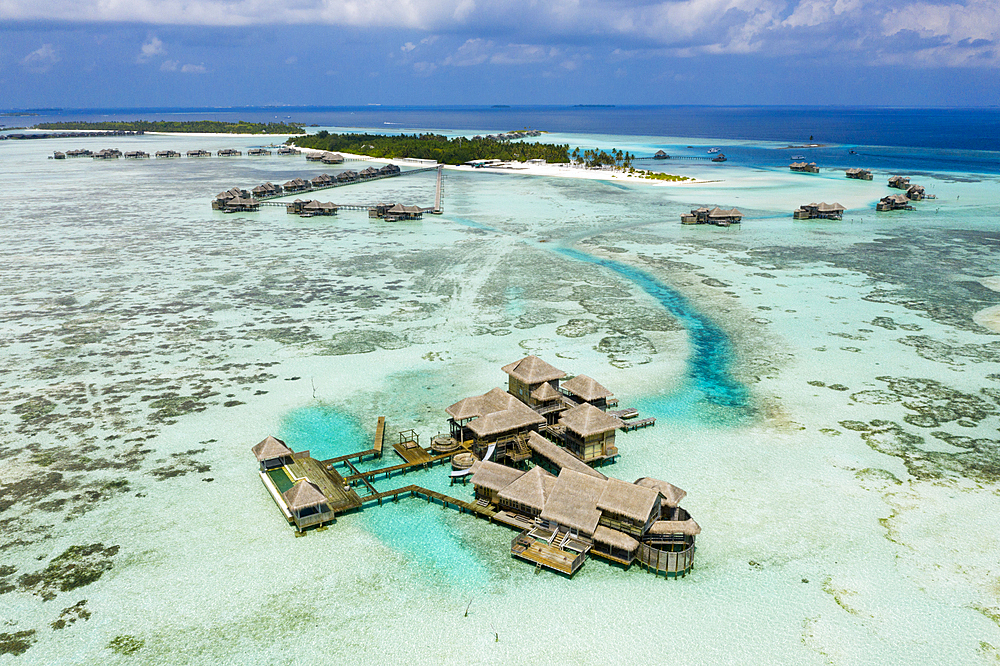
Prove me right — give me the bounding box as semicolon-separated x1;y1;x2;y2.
160;59;178;71
1;0;996;67
285;55;298;64
181;63;207;73
137;35;165;62
160;59;206;72
21;43;59;72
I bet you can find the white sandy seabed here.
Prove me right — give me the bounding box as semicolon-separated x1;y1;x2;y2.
0;129;999;665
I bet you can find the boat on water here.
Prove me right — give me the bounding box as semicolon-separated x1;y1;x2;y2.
792;154;805;159
707;147;721;154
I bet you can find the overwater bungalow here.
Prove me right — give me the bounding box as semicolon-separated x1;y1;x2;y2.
846;168;873;180
906;184;926;201
252;436;361;532
337;170;358;183
561;374;614;411
555;403;621;464
299;200;339;217
321;152;344;164
212;187;252;210
223;196;260;213
877;194;914;211
248;148;271;156
93;149;121;159
445;387;546;464
379;164;401;176
66;149;93;157
187;149;211;157
653;150;669;159
311;173;335;188
252;182;283;198
382;204;426;221
218;148;242;157
305;151;325;162
472;459;699;576
793;202;846;220
277;146;301;155
790;162;819;173
888;175;910;189
124;150;149;159
53;151;66;159
155;150;181;158
711;153;727;162
681;206;743;226
359;166;380;179
282;177;312;193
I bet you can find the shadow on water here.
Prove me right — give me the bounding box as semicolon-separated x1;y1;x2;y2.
556;247;751;415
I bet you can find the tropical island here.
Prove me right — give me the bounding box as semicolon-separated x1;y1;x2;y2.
290;131;571;165
35;120;305;134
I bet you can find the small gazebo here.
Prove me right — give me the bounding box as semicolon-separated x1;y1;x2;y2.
251;435;293;471
282;480;332;530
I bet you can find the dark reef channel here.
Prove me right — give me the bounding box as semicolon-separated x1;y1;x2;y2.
557;247;749;410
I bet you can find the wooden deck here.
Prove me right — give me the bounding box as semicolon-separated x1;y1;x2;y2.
288;453;362;512
393;441;433;464
620;417;656;432
511;532;586;576
373;416;385;457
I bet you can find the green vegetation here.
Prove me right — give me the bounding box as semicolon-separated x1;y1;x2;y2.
629;168;692;182
290;132;570;165
0;630;36;656
35;120;304;134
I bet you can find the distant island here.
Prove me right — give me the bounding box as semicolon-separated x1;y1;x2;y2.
290;132;571;165
34;120;305;134
573;104;615;108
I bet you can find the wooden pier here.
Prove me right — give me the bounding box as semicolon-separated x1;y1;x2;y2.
373;416;385;457
620;417;656;432
254;165;440;201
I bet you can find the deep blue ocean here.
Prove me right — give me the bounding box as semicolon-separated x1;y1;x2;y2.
5;105;1000;151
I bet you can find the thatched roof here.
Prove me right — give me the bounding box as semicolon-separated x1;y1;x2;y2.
561;375;612;401
530;381;562;402
526;432;606;479
708;207;743;218
252;435;293;461
816;202;845;212
596;477;659;523
592;525;639;551
559;403;622;437
467;399;544;437
282;480;326;511
470;460;524;493
649;519;701;536
446;386;513;420
497;465;554;512
634;477;687;508
539;469;605;536
502;356;565;384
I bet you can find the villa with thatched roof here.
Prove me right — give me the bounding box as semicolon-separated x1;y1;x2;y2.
906;184;926;201
218;148;241;157
248;148;271;156
156;150;181;158
790;162;819;173
793;202;846;220
846;168;873;180
503;355;566;407
877;194;914;211
251;436;362;532
282;177;312;193
252;435;293;470
277;146;300;155
124;150;149;159
359;166;380;179
446;386;545;464
888;175;910;189
311;173;335;188
321;152;344;164
472;457;699;576
337;170;358;182
557;403;621;463
187;149;211;157
561;375;614;410
378;164;401;176
681;206;743;226
653;150;669;159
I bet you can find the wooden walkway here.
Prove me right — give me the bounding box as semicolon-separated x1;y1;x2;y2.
287;453;362;512
393;441;433;464
620;417;656;432
373;416;385;457
255;165;440;201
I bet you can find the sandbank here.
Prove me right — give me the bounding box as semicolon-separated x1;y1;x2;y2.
973;304;1000;332
978;276;1000;292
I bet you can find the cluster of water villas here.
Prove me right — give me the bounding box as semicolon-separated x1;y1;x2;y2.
790;162;820;173
212;187;260;212
446;356;637;469
846;168;873;180
305;151;345;164
369;203;430;221
472;456;699;576
681;206;743;226
286;199;339;217
793;202;846;220
887;176;931;201
93;148;122;159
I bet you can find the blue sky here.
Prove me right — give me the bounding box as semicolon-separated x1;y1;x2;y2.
2;0;998;108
